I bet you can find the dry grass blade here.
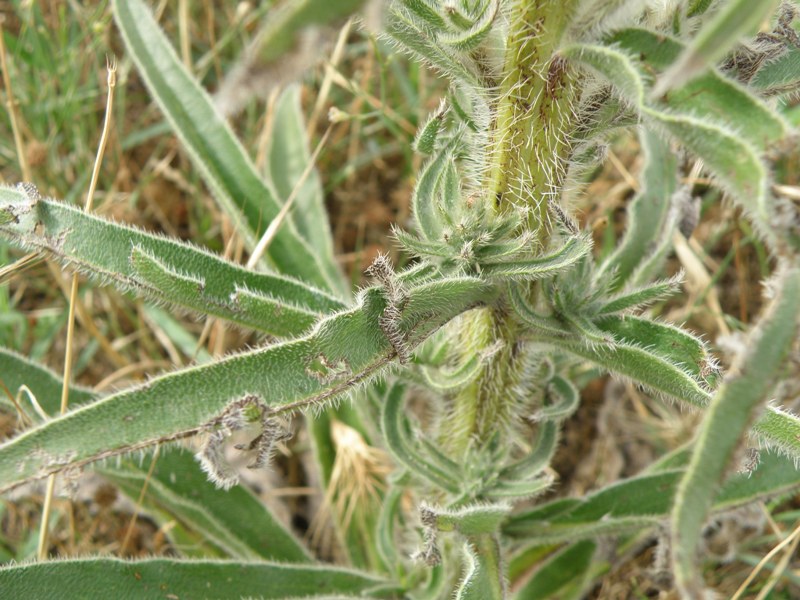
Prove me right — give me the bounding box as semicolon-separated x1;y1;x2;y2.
37;56;118;561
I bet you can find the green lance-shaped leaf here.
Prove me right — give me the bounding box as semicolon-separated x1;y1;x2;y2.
532;332;711;408
595;131;677;289
508;283;572;336
534;375;580;422
504;452;800;545
386;6;482;89
414;99;448;155
751;46;800;96
112;0;337;293
101;449;310;563
421;353;482;392
438;0;499;52
655;0;782;94
594;314;711;381
609;28;788;150
480;235;592;280
266;85;345;295
500;421;559;482
0;347;94;418
381;382;462;492
0;558;392;600
534;330;800;458
598;274;681;315
413;133;463;242
483;473;553;501
512;540;597;600
455;537;505;600
562;42;773;234
0;276;495;492
0;349;310;562
399;0;448;31
0;186;344;337
671;265;800;597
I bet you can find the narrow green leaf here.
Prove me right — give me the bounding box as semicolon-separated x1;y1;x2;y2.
399;0;448;30
0;347;94;418
609;28;788;150
438;0;499;51
0;350;310;562
480;236;591;280
596;132;678;289
0;187;345;336
655;0;781;93
414;99;448;155
751;46;800;96
563;42;773;236
386;7;482;88
0;276;494;492
500;421;559;482
504;452;800;544
421;353;482;392
0;558;390;600
112;0;337;292
594;314;711;380
455;537;505;600
424;502;510;536
513;541;596;600
598;275;680;314
267;85;345;295
532;333;711;408
671;266;800;597
381;383;461;492
102;449;310;562
413;134;463;242
535;375;580;422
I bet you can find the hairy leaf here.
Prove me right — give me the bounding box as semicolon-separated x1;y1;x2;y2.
0;558;391;600
0;277;495;492
112;0;338;292
671;266;800;596
0;186;344;337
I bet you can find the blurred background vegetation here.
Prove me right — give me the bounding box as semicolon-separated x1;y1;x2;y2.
0;1;798;596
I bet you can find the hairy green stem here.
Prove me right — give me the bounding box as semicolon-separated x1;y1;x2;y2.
487;0;581;242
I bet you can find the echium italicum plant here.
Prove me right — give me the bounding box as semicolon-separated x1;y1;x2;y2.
3;0;800;598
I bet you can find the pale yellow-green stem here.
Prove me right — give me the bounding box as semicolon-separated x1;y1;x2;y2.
445;1;581;459
486;0;581;244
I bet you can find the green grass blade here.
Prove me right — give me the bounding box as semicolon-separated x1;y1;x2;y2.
267;85;345;295
101;449;310;562
111;0;336;292
671;265;800;597
0;558;391;600
0;186;345;337
0;276;494;492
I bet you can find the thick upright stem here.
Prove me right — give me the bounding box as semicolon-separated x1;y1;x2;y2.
445;2;581;460
487;0;580;244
